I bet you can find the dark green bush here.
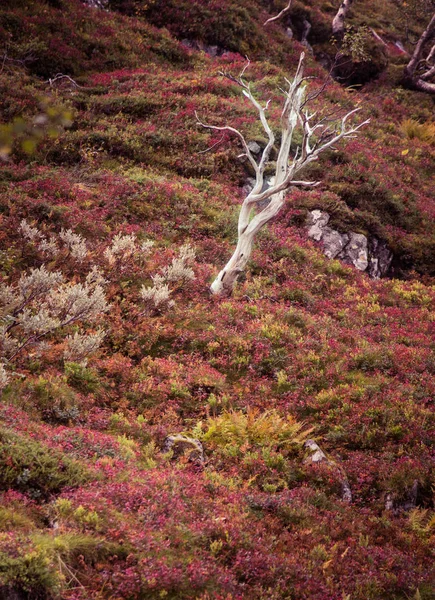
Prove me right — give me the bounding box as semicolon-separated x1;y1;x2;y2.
352;349;395;373
0;428;90;500
90;96;162;118
28;376;81;424
0;533;128;598
64;362;100;395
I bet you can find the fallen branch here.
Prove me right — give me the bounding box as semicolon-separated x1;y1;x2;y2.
264;0;292;26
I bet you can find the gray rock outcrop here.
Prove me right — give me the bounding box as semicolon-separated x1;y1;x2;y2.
368;236;394;278
247;141;262;155
385;480;419;512
307;210;393;278
342;232;369;271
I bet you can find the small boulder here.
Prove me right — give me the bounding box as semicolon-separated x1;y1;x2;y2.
303;439;328;464
307;209;330;241
163;435;205;465
385;480;419;512
321;227;349;259
247;141;262;155
82;0;108;8
307;210;393;278
368;237;393;279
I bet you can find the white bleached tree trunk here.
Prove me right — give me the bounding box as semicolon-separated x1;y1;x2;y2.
332;0;354;38
402;12;435;94
197;53;369;297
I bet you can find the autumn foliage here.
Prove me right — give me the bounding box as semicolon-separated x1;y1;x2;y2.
0;0;435;598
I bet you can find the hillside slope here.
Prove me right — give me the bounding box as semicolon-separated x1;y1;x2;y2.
0;1;435;599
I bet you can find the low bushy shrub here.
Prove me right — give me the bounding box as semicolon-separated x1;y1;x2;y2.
0;428;91;499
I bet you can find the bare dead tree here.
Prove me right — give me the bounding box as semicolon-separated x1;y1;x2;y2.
402;12;435;94
332;0;354;38
196;53;369;297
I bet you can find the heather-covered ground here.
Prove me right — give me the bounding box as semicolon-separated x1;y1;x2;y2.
0;1;435;599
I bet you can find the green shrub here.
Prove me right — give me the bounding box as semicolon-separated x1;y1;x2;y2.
0;428;90;500
90;95;162;118
352;348;395;373
282;307;309;331
281;288;316;307
0;541;59;597
64;362;100;394
0;533;128;597
30;376;81;424
198;409;312;452
0;507;35;532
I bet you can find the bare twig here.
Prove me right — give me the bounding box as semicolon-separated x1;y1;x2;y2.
46;73;82;88
196;134;226;154
264;0;292;26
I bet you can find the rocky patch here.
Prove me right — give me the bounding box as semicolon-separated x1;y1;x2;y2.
307;210;393;278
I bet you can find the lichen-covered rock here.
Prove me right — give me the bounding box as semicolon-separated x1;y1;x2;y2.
181;40;221;57
307;209;330;241
162;435;205;465
303;439;328;464
385;480;419;512
339;232;368;271
307;210;393;278
82;0;108;8
322;227;349;259
368;236;394;278
247;140;261;155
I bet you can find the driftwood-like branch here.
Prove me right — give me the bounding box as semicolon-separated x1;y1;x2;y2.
402;12;435;94
196;52;369;296
196;134;225;155
264;0;292;26
46;73;82;88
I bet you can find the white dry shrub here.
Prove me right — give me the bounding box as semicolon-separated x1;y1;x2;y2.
17;265;64;302
0;263;109;365
64;329;106;364
38;238;59;257
17;307;61;335
162;244;196;283
2;223;195;378
104;233;138;265
59;228;88;261
0;325;18;357
46;281;109;324
103;233;155;266
20;220;42;243
140;240;155;255
20;220;88;262
86;265;108;287
140;244;196;311
140;275;175;311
